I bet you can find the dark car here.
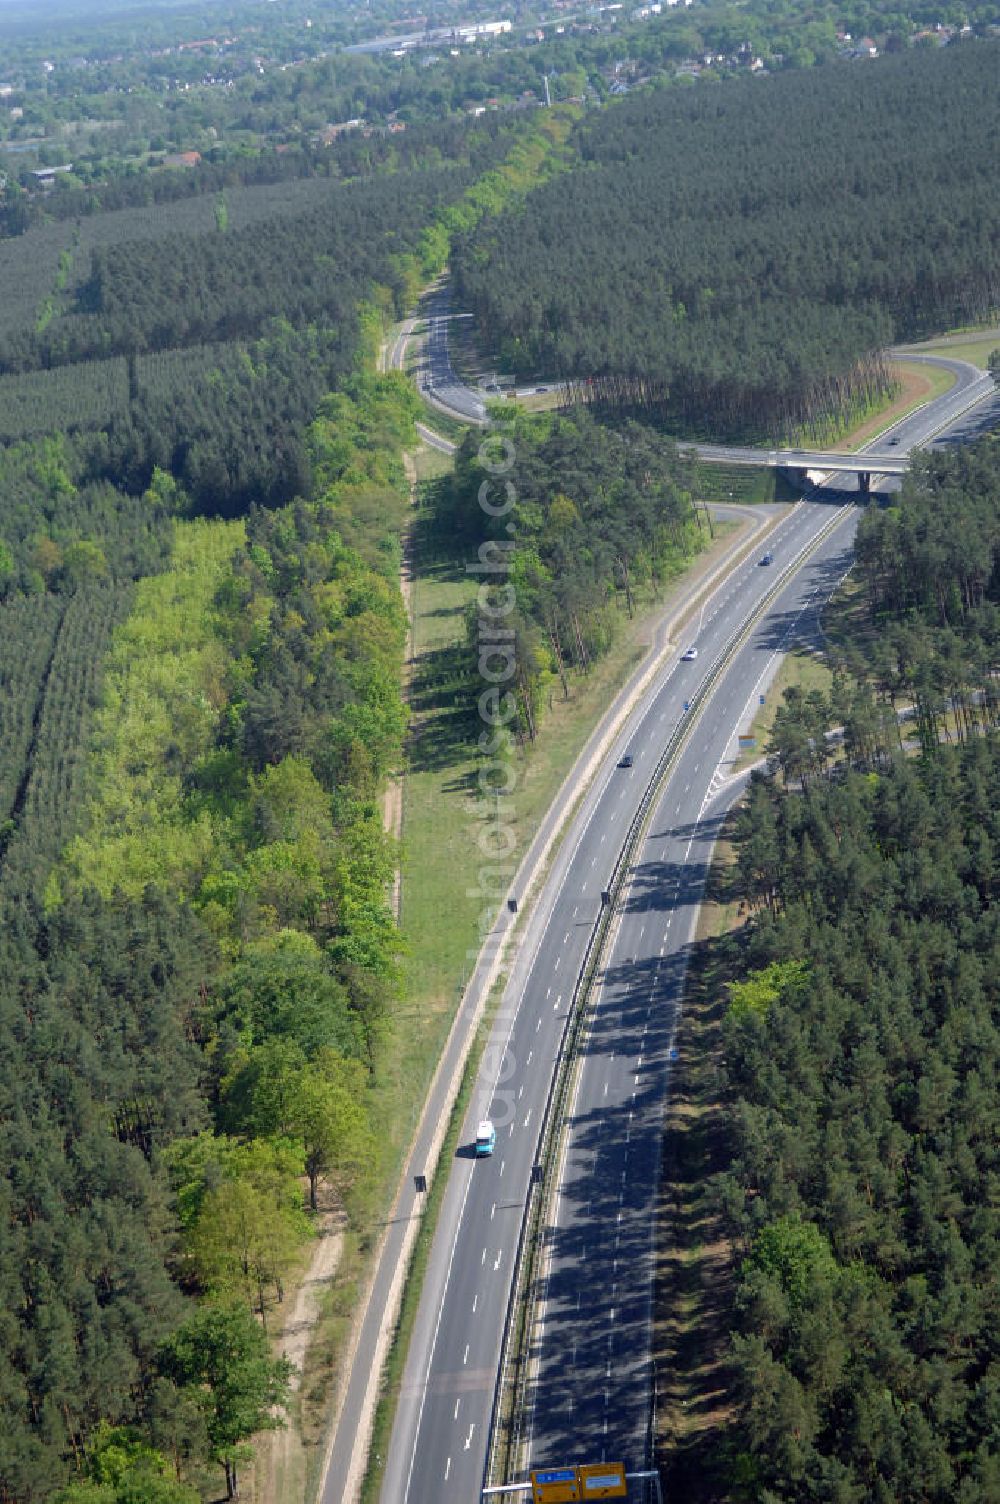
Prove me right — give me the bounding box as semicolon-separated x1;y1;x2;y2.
759;552;773;566
618;753;634;768
887;436;900;445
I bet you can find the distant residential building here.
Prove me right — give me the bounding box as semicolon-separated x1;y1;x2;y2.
455;19;512;41
318;119;365;145
162;150;202;167
30;163;73;183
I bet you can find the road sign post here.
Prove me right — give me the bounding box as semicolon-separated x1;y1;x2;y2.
485;1469;660;1504
578;1462;627;1498
531;1468;580;1503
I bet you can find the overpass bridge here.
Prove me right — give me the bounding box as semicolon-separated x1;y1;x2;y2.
692;443;910;493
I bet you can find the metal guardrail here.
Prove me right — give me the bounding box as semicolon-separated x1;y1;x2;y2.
484;495;858;1489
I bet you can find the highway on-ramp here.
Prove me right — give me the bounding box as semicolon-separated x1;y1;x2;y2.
382;369;1000;1504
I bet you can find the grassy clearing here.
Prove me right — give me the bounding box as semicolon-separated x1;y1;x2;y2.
655;816;743;1504
411;444;454;483
418;396;474;446
694;463;798;505
892;357;956;404
733;648;834;772
512;387;566;414
402;513;746;1044
900;326;1000;369
919;335;997;368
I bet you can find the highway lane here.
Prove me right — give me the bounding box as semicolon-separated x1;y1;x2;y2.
524;508;857;1485
418;288;487;423
386;367;1000;1504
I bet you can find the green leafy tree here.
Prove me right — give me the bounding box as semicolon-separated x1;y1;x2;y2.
50;1423;199;1504
61;539;110;587
291;1055;375;1211
188;1176;304;1322
158;1303;293;1501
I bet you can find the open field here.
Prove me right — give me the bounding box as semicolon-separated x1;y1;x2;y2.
900;325;1000;369
401;505;742;1030
695;463;799;505
733;647;835;772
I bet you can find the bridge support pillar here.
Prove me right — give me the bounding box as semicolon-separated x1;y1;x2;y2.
858;471;871;496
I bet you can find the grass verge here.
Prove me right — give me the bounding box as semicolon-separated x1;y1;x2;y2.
400;511;745;1043
733;648;834;772
296;1231;369;1500
694;464;799;505
418;395;474;446
898;327;1000;369
654;815;744;1504
357;976;506;1504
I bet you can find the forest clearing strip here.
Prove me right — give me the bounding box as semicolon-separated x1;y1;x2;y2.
654;817;743;1504
0;600;66;873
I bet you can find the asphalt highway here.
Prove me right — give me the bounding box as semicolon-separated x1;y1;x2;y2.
418;288;487;423
522;506;856;1488
520;363;1000;1491
383;359;1000;1504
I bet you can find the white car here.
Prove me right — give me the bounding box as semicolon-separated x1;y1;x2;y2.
680;647;698;661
